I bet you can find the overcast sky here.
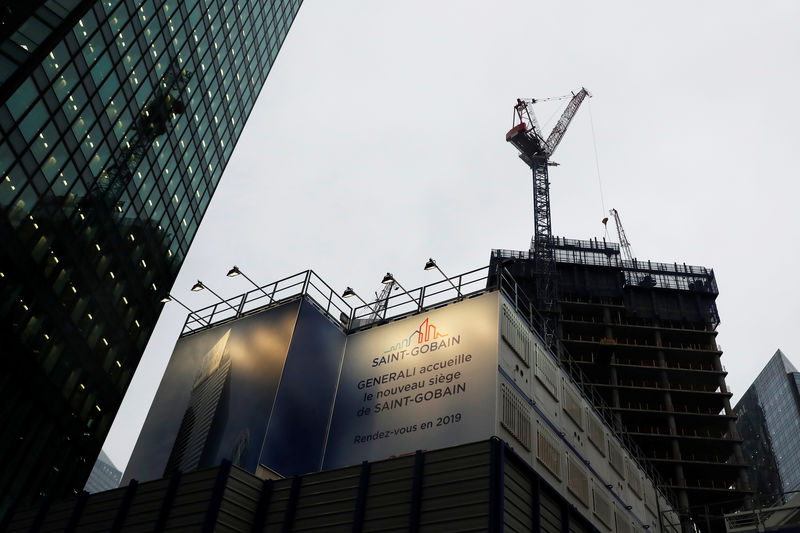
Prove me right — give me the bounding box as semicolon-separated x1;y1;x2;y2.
103;1;800;470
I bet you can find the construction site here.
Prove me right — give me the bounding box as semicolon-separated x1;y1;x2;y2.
489;89;751;531
0;88;754;533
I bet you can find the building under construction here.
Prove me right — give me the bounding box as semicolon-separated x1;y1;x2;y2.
490;239;751;530
496;88;752;531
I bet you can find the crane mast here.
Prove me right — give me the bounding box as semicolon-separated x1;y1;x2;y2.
369;282;394;321
608;208;634;262
605;208;654;287
505;88;590;347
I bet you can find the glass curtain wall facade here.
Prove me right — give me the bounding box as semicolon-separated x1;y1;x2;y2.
734;350;800;506
0;0;302;518
83;450;122;493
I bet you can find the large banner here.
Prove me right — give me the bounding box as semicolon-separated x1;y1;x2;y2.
124;299;348;483
323;292;500;469
123;301;302;484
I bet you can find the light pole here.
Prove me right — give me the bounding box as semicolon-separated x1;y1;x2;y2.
190;280;238;313
160;293;210;326
226;265;272;303
423;258;462;299
342;286;378;314
381;272;420;307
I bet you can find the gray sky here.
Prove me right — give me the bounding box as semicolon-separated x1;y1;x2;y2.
103;1;800;471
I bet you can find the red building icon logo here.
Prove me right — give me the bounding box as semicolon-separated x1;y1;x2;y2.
416;317;447;343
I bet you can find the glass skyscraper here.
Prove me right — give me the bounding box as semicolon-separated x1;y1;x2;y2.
83;450;121;493
0;0;302;517
734;350;800;506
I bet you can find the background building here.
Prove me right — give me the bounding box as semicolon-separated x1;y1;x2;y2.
734;350;800;506
0;0;302;518
491;238;751;530
83;450;121;494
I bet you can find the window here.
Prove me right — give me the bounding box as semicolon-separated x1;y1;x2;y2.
18;101;48;142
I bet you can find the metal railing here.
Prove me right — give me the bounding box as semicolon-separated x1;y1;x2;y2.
493;240;719;296
181;267;494;336
725;491;800;532
348;265;492;328
181;270;352;335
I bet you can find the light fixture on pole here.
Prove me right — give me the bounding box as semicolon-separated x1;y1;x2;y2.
226;265;272;302
423;258;462;299
160;293;210;326
341;286;377;313
341;286;356;299
380;273;420;307
190;280;238;313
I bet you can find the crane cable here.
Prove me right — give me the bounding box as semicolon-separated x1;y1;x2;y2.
587;99;608;239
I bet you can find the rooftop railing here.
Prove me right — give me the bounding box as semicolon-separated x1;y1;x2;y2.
181;267;493;336
181;270;352;335
492;237;719;296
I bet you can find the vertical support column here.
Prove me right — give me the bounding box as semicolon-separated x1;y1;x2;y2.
110;479;139;533
653;330;690;528
609;365;621;406
201;460;231;533
280;476;302;533
603;306;624;430
488;439;505;533
251;479;274;533
608;361;624;432
656;346;678;437
154;470;182;533
560;497;570;533
27;495;52;533
352;461;371;533
679;508;695;533
531;477;540;533
64;490;89;533
408;450;425;533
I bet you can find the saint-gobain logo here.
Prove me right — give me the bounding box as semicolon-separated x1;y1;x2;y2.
384;318;447;353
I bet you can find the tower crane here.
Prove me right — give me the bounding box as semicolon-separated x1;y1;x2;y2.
505;88;590;347
606;208;634;262
369;281;395;322
603;208;656;287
